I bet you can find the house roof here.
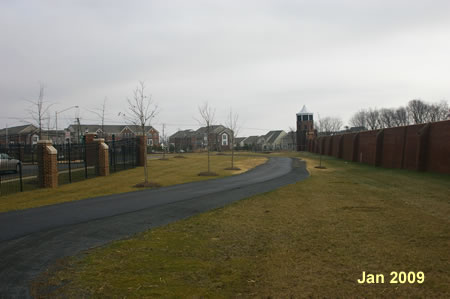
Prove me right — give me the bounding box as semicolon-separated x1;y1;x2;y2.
265;130;286;144
195;125;229;135
234;137;246;144
243;136;259;144
67;124;157;134
0;124;38;136
170;129;195;138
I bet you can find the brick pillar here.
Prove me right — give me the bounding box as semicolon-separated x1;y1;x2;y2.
375;129;384;167
94;138;109;176
327;136;333;156
85;133;97;166
136;135;147;166
416;123;431;172
37;140;58;188
337;135;344;159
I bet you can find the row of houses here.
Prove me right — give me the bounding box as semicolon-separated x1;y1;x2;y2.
168;125;233;152
169;127;296;152
0;124;160;146
1;123;297;152
235;131;296;151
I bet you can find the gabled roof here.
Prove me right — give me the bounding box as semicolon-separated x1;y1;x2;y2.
170;129;195;138
264;130;286;144
234;137;246;144
195;125;229;135
242;136;259;144
66;124;157;134
0;124;38;136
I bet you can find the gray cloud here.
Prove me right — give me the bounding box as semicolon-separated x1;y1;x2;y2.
1;0;449;136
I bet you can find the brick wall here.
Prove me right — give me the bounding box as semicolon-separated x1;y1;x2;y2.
307;120;450;174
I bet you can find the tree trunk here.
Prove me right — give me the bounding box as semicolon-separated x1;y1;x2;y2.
143;125;149;184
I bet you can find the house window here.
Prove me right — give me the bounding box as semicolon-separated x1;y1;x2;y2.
147;138;153;146
222;133;228;146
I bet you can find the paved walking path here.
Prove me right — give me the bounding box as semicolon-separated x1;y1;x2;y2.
0;157;309;298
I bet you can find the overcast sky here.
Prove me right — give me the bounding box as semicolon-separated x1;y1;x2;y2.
1;0;450;136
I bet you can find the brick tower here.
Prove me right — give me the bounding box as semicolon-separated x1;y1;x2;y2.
296;105;314;151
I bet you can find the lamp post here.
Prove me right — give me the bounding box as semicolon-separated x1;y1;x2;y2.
55;106;79;144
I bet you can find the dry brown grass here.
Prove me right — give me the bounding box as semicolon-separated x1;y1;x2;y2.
32;152;450;298
0;153;266;213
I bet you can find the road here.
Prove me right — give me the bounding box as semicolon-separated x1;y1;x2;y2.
0;157;309;298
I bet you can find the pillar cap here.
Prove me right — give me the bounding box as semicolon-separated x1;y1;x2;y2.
93;138;105;142
37;140;53;145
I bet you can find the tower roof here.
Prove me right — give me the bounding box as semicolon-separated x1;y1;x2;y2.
296;105;313;115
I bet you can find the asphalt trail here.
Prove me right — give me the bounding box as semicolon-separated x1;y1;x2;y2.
0;157;309;298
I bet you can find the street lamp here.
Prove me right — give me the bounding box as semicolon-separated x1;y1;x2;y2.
55;106;79;143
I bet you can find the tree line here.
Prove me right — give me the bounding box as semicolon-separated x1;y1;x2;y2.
349;99;448;130
316;99;448;135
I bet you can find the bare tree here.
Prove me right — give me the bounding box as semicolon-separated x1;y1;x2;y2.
197;102;216;174
317;116;343;135
379;108;396;128
427;101;449;122
123;81;158;185
349;110;367;129
393;107;409;127
407;99;429;124
366;108;381;130
27;84;53;139
225;109;240;169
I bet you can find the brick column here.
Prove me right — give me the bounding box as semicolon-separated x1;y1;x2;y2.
85;133;97;166
351;133;360;162
416;123;431;172
94;138;109;176
337;135;344;159
37;140;58;188
136;135;147;166
375;129;384;167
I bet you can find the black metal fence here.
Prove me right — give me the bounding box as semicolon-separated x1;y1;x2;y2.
54;142;98;185
0;144;39;196
0;138;138;197
107;138;137;173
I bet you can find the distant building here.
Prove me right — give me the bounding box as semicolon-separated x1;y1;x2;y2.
66;124;159;145
0;124;39;146
169;125;232;152
296;105;315;151
280;131;296;151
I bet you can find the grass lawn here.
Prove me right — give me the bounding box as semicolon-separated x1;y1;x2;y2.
0;153;266;213
31;152;450;297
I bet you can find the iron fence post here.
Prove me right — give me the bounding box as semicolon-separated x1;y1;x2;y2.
68;142;72;183
18;143;23;192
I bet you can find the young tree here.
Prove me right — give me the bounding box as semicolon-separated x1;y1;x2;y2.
225;109;240;169
197;102;215;174
124;81;158;185
88;97;107;138
27;84;52;139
